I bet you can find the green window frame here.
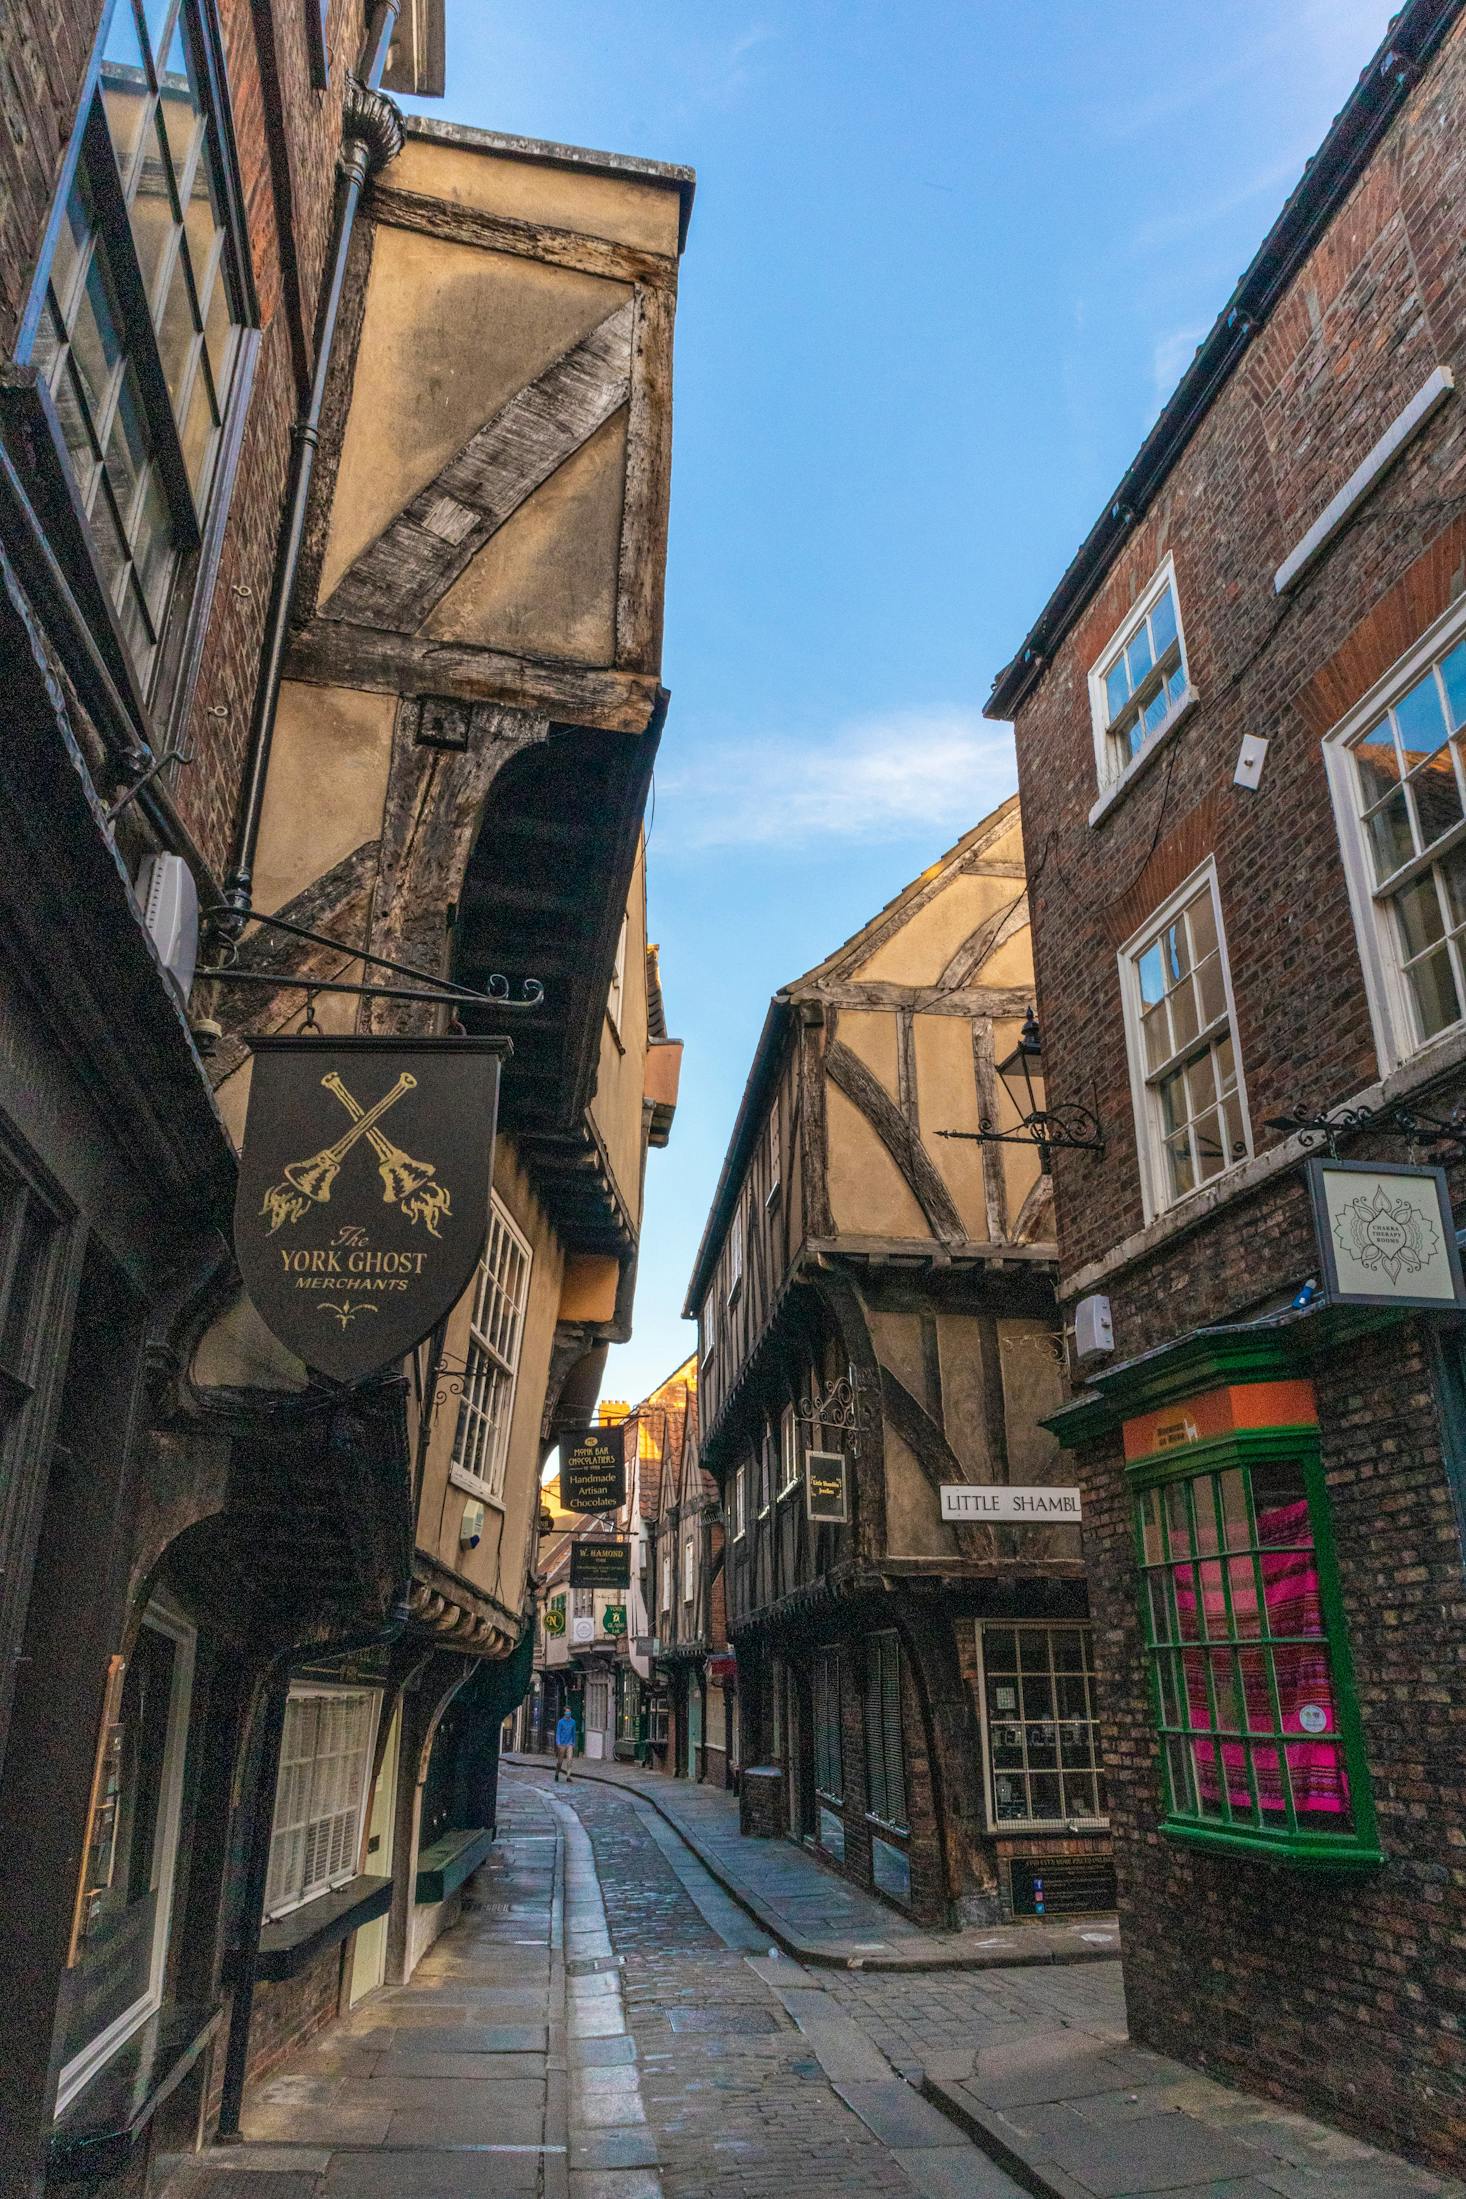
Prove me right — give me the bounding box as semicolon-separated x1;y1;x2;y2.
862;1631;907;1832
1131;1427;1380;1868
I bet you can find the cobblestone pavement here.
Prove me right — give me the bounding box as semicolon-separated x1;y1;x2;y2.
158;1767;1463;2199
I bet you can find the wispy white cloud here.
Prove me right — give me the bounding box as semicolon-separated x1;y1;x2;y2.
656;708;1018;852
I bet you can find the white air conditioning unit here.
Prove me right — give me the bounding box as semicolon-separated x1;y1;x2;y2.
1073;1292;1114;1365
136;853;199;1003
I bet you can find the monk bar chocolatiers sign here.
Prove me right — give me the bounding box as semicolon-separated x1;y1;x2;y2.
559;1422;626;1512
235;1033;510;1384
568;1539;631;1590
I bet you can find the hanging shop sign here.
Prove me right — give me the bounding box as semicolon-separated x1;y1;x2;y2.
805;1449;849;1525
1305;1158;1466;1311
940;1484;1083;1524
602;1604;628;1638
544;1599;566;1637
569;1538;631;1589
560;1422;626;1512
234;1033;508;1384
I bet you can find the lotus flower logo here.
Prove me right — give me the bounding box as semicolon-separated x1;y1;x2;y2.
1332;1183;1439;1285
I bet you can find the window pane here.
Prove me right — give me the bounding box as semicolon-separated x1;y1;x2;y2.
1126;625;1153;687
156;237;200;408
1366;790;1416;880
1137;943;1165;1008
1141;1001;1169;1072
1195;953;1226;1026
1441;639;1466;732
1394;669;1447;768
128;118;178;305
1406;944;1460;1040
100;1;152;185
1150;586;1177;656
1395;875;1446;957
1440;844;1466;932
1142;686;1169;737
1412;754;1464;850
1250;1459;1308;1542
985;1626;1016;1672
1166;663;1188;709
1105;658;1129;724
1163;919;1189;984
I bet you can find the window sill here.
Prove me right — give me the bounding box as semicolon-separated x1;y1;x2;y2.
1088;689;1199;828
416;1826;493;1903
1161;1819;1382;1870
253;1874;392;1980
765;1182;782;1211
1142;1148;1253;1232
989;1816;1110;1837
448;1466;505;1508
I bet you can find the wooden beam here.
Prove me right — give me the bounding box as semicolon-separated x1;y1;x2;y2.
804;980;1032;1017
937;889;1029;991
970;1019;1009;1244
283;620;659;733
825;1037;966;1247
367;181;679;291
323;301;635;633
615;283;675;673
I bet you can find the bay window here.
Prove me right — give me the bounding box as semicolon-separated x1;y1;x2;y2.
1133;1433;1378;1865
449;1194;532;1504
24;0;252;695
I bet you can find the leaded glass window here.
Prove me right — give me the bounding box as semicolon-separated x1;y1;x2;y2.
982;1623;1106;1826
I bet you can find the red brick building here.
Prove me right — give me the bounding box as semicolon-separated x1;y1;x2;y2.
991;0;1466;2170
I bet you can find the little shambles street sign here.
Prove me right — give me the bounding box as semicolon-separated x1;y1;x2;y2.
569;1539;631;1589
560;1423;626;1512
940;1485;1083;1523
235;1033;509;1384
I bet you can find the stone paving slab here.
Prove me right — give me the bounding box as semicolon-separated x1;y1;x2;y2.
505;1752;1118;1972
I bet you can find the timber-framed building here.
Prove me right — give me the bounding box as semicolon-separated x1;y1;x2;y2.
686;804;1114;1926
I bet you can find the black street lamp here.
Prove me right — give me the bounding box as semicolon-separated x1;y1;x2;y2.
939;1005;1104;1175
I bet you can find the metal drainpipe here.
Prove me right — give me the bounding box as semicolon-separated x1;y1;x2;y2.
219;3;404;930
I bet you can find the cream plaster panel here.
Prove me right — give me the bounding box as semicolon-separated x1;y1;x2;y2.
867;1308;927;1409
825;1083;926;1239
912;1012;988;1238
935;1313;988;1479
999;1318;1066;1484
426;410;625;662
834;1008;898;1089
882;1423;951;1558
589;846;650;1226
393;139;682;255
856;872;1021;985
980;928;1035;988
253;683;395;916
987;1016;1043;1223
321;230;629;598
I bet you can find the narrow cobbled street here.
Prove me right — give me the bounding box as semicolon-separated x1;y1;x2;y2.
161;1769;1463;2199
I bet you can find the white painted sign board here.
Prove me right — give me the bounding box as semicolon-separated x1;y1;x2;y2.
940;1485;1083;1524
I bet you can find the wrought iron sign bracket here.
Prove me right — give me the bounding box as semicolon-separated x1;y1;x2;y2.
196;903;544;1013
1266;1099;1466;1167
937;1107;1105;1174
797;1368;878;1435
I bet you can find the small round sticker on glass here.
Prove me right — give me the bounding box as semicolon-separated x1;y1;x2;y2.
1297;1703;1329;1735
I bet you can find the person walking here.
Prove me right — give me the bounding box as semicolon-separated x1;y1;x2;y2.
554;1707;577;1781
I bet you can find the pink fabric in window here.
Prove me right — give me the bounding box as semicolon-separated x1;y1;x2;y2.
1174;1496;1349;1818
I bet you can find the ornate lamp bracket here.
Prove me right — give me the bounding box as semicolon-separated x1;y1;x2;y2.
797;1367;878;1435
1265;1099;1466;1167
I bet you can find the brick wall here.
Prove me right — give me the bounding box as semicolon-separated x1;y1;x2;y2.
1005;11;1466;2171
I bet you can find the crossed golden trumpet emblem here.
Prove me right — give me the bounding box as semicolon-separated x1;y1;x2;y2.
261;1071;453;1237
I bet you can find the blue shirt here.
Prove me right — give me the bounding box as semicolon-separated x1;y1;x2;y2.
555;1713;577;1747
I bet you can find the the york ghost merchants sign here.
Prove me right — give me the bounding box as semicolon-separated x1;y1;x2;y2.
560;1423;626;1512
235;1033;508;1383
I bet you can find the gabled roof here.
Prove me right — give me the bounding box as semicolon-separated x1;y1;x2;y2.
682;796;1023;1313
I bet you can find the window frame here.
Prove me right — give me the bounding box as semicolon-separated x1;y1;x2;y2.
1130;1426;1379;1869
1087;555;1196;805
1118;858;1253;1223
777;1402;800;1497
17;0;259;718
1324;593;1466;1075
726;1200;744;1305
448;1192;533;1506
813;1646;843;1805
764;1107;782;1209
731;1461;747;1541
264;1683;382;1922
56;1594;197;2115
606;913;628;1042
862;1630;908;1834
975;1620;1108;1834
682;1529;695;1604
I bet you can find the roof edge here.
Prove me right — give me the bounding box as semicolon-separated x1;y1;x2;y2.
401;116;697;251
985;0;1463;722
682;998;792;1317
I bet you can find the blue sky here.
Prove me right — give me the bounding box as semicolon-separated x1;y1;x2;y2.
412;0;1398;1405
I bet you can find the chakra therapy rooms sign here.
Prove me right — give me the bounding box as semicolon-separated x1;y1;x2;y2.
235;1034;509;1383
1306;1158;1466;1311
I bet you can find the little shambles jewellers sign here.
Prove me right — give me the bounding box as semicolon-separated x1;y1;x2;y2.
235;1033;508;1383
805;1450;849;1524
560;1423;626;1512
1306;1158;1466;1311
569;1539;631;1589
940;1485;1083;1523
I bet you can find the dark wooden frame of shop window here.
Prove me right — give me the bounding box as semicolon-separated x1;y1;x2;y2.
9;0;261;749
1128;1425;1381;1869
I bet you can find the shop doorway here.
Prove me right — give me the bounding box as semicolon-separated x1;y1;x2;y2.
348;1704;400;2006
